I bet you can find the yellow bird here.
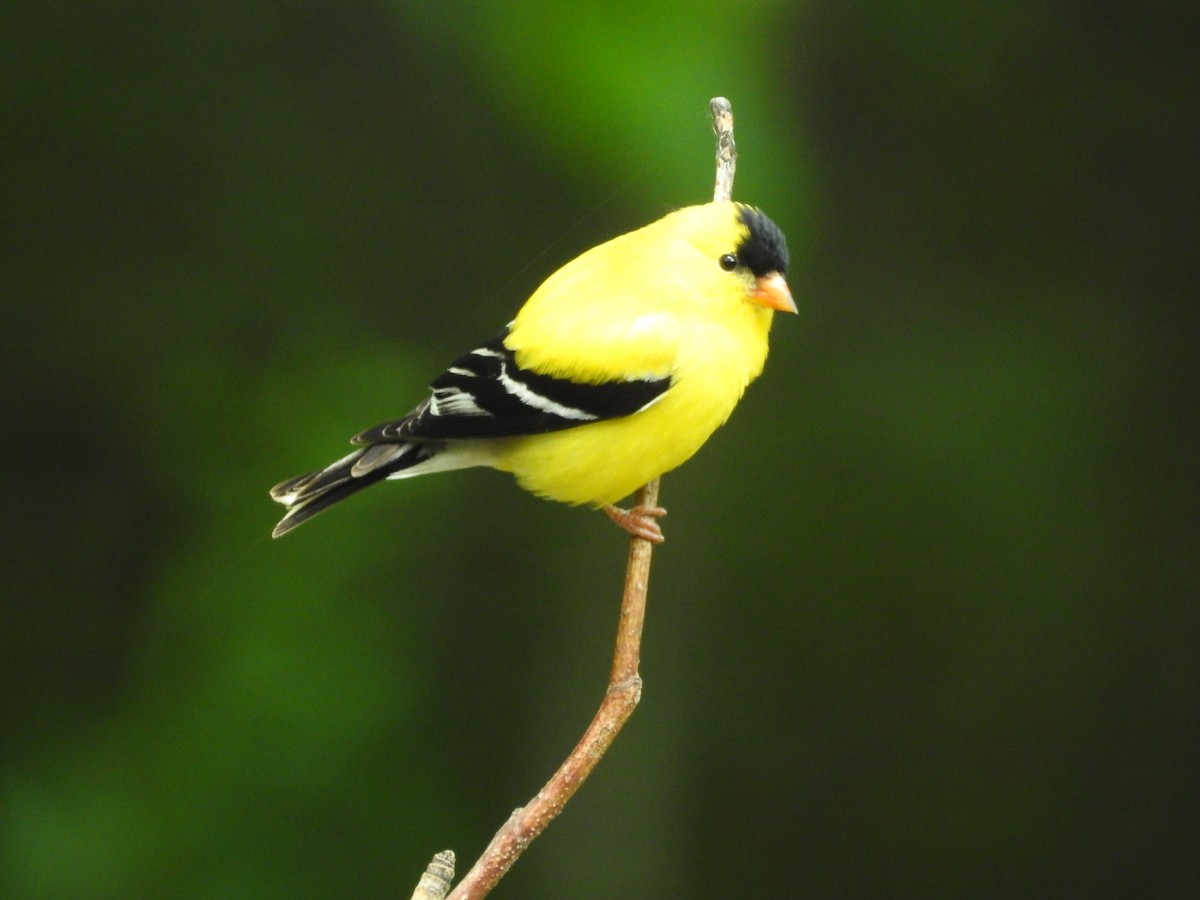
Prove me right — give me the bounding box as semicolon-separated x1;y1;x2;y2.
270;201;794;542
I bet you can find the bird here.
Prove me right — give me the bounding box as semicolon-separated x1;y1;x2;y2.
270;201;794;542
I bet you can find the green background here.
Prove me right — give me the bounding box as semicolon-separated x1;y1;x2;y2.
4;2;1197;897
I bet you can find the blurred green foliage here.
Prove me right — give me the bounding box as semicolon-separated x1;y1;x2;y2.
2;1;1197;897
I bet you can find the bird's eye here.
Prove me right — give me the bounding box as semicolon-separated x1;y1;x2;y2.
718;254;738;272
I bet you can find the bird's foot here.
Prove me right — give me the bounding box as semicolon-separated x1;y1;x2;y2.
603;503;667;543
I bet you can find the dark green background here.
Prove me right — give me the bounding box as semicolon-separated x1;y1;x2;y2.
4;2;1196;897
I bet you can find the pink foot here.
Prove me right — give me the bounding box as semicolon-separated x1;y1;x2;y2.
603;503;667;543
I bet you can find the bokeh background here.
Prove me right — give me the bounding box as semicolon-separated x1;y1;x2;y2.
3;2;1197;897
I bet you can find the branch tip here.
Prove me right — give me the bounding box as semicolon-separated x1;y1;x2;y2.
410;850;456;900
709;97;737;203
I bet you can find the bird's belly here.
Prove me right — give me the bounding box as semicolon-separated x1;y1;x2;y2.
491;371;745;506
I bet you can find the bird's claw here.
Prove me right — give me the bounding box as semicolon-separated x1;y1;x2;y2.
603;503;667;543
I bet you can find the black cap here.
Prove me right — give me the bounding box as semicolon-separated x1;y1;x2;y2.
735;205;789;277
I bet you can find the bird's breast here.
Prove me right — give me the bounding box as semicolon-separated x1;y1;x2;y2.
493;308;773;506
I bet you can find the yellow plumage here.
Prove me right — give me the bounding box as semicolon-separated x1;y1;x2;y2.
496;204;780;505
270;200;793;540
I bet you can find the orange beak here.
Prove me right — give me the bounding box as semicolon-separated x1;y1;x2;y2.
750;272;797;313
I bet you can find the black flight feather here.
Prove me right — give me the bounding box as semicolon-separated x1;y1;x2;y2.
354;329;672;443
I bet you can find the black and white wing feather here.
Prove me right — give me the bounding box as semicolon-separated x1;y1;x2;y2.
270;328;672;537
354;329;671;443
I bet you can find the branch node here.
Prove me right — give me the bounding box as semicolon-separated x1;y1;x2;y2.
606;673;644;699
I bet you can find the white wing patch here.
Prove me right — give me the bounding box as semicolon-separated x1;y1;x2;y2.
428;386;493;418
496;360;598;422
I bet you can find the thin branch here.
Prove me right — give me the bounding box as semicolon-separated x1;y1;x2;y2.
409;851;456;900
444;481;658;900
413;98;738;900
710;97;737;203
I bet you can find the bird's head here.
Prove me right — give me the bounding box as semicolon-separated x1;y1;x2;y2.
659;202;795;316
729;204;795;314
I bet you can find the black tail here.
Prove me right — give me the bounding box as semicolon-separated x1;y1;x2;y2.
269;442;439;538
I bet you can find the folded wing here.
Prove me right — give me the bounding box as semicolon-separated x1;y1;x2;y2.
354;329;673;443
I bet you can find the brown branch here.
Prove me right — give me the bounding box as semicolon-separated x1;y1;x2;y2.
415;98;738;900
444;487;657;900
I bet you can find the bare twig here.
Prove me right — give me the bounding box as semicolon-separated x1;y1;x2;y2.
710;97;737;202
409;851;456;900
414;98;738;900
444;478;658;898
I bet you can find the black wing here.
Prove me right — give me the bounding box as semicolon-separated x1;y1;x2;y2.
354;329;672;443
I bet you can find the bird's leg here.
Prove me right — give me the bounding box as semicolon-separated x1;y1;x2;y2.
603;503;667;543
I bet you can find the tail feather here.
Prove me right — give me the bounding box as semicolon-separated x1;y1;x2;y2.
270;442;440;538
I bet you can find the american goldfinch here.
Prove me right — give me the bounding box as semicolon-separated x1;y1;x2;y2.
270;201;793;541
